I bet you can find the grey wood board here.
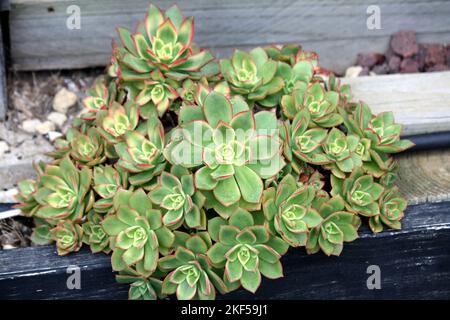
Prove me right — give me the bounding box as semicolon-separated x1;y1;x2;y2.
342;71;450;136
0;22;7;119
8;0;450;72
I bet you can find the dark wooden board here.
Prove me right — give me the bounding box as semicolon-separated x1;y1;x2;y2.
9;0;450;73
1;201;450;299
0;0;10;11
0;14;7;120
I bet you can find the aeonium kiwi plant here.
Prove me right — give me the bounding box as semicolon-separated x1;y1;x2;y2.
15;3;414;300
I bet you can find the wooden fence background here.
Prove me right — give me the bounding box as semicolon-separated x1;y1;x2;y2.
7;0;450;73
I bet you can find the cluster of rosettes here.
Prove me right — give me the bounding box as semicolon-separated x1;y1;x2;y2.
15;4;413;300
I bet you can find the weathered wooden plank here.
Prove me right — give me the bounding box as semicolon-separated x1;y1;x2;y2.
342;72;450;136
1;201;449;299
0;18;7;120
396;149;450;205
0;0;10;11
9;0;450;73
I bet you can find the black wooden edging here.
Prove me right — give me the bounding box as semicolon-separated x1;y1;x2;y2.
1;201;450;299
404;131;450;152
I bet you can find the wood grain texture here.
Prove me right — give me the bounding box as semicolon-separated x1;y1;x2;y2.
396;149;450;205
342;72;450;136
0;0;10;11
1;201;449;299
8;0;450;73
0;22;7;119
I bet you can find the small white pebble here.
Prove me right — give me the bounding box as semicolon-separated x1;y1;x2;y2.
21;119;43;133
0;188;18;203
0;140;9;156
47;112;67;128
36;121;56;135
47;131;64;142
53;88;78;114
345;66;363;78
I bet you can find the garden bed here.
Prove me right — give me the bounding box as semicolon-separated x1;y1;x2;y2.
2;71;450;299
1;0;450;300
2;144;450;298
1;200;450;299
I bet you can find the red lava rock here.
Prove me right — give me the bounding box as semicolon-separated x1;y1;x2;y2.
400;58;419;73
356;53;385;68
388;56;402;73
372;62;389;75
417;44;428;70
390;30;418;58
423;44;447;67
426;64;448;72
385;47;397;62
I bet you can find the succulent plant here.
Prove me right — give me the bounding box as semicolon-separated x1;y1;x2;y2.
207;209;287;293
263;174;322;247
96;101;139;145
48;127;108;167
149;169;205;229
50;220;84;256
370;186;407;233
160;232;227;300
221;48;284;107
93;165;128;213
165;91;285;216
278;61;315;119
116;268;165;300
16;2;412;301
280;110;329;167
306;197;360;256
102;189;175;276
265;44;305;65
80;76;123;122
15;179;40;217
331;168;385;217
33;157;94;224
343;103;414;175
300;83;343;127
178;78;230;109
322;128;362;178
326;74;352;105
82;210;111;253
70;128;107;166
30;218;53;245
114;5;217;82
115;117;166;186
378;158;400;187
133;69;180;117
